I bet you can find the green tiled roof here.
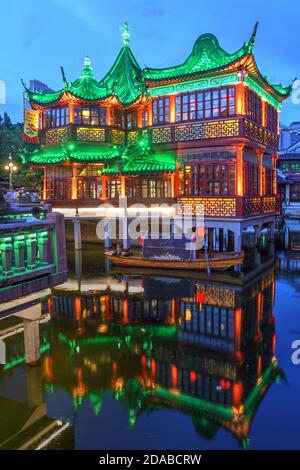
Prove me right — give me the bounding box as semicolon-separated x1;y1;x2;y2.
22;23;292;109
103;150;176;175
24;142;117;165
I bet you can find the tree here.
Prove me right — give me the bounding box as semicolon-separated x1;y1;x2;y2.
0;112;43;193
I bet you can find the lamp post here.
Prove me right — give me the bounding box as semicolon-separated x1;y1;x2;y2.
5;153;17;192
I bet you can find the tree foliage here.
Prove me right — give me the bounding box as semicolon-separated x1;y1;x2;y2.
0;112;43;193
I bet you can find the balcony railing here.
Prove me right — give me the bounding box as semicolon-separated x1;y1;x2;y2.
177;195;277;218
40;117;278;150
0;213;67;303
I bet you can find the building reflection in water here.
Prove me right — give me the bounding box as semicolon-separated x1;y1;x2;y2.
23;266;279;450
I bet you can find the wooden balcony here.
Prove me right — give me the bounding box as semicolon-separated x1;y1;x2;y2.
39;117;278;151
149;117;278;151
177;195;277;218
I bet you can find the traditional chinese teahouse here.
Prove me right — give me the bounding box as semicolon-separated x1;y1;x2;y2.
22;23;292;251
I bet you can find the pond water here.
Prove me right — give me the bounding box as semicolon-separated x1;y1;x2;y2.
0;246;299;450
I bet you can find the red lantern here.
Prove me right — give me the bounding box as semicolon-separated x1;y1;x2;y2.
197;292;205;304
140;235;145;247
219;378;231;390
190;371;197;382
196;226;206;238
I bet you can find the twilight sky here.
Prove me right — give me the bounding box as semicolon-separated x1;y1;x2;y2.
0;0;299;124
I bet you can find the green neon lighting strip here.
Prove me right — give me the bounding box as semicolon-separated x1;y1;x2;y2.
243;360;278;417
245;76;281;110
152;386;234;421
144;34;250;81
3;342;50;371
150;73;239;97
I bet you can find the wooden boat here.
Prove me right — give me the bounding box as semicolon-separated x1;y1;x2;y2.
105;251;244;271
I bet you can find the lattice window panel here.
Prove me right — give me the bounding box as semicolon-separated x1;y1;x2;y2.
175;120;239;142
263;197;276;213
45;128;69;144
112;129;125;145
127;131;138;145
76;128;105;142
243;119;278;150
196;284;235;308
152;127;172;144
178;197;236;217
243;197;262;217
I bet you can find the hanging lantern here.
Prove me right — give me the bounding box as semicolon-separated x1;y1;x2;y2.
197;292;205;304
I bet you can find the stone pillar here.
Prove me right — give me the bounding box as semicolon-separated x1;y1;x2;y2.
208;228;214;253
24;319;40;366
286;184;290;206
72;217;82;250
254;224;262;247
284;227;289;250
46;212;68;278
75;249;82;279
14;234;26;272
25;233;38;269
1;237;13;275
0;339;5;365
17;303;42;366
234;226;242;252
219;228;224;252
37;230;49;265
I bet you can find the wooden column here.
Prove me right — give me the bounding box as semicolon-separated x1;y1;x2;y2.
137;108;143;128
236;145;244;196
170;94;176;123
148;99;153;126
261;100;266;127
257;150;263;196
69;103;74;124
43;167;47;200
171;170;179;197
273;155;277;195
106;106;112;126
236;83;245;115
71;165;77;200
101;176;107;200
121;176;126;197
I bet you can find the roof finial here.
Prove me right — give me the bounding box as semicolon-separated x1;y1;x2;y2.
61;66;67;84
84;55;91;67
81;55;93;78
120;22;130;46
248;21;259;52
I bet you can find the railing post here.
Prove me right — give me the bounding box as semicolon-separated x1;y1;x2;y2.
25;233;38;269
0;236;13;275
14;234;26;272
46;212;68;278
37;230;49;265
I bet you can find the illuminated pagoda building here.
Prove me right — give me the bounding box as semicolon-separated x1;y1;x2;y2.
23;23;292;251
31;268;278;449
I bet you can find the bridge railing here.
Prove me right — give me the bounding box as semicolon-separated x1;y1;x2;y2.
0;212;67;303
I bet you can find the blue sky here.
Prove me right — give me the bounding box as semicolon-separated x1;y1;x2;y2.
0;0;299;124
